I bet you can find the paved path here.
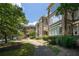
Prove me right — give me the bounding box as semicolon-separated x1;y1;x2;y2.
12;38;54;56
34;46;54;56
11;38;79;56
57;46;79;56
11;38;47;46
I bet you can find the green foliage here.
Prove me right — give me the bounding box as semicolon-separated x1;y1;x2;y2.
35;37;41;40
52;47;60;55
58;36;77;48
0;42;21;47
18;43;35;56
48;45;60;55
49;36;57;45
0;43;35;56
35;37;39;40
29;30;36;36
42;35;56;45
18;31;24;36
29;30;36;39
30;36;35;39
0;3;28;43
43;35;79;48
55;3;79;16
42;35;49;41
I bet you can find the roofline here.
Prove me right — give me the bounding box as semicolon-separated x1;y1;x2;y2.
38;16;47;22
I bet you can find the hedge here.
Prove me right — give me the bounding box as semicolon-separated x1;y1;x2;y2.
42;35;79;48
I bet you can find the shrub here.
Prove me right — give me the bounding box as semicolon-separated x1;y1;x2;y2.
42;35;55;45
42;35;49;41
60;36;78;48
30;36;35;39
46;35;79;48
35;37;40;40
0;43;35;56
48;36;56;45
29;30;36;39
18;43;35;56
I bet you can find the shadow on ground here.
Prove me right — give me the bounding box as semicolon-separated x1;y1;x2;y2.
34;45;55;56
33;45;79;56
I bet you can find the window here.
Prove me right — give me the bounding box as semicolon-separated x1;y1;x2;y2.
59;27;62;34
74;10;79;20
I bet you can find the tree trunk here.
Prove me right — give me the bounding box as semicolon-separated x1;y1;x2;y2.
11;35;14;40
63;10;68;35
4;33;7;43
48;9;50;36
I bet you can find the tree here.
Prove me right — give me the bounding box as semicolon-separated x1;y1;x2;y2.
0;3;28;43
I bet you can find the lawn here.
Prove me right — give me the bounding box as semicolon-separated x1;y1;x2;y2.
0;42;35;56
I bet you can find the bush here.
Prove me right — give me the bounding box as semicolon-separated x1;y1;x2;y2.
48;36;56;45
59;36;78;48
44;35;79;48
42;35;56;45
42;35;49;41
18;43;35;56
35;37;40;40
0;43;35;56
29;30;36;39
30;36;35;39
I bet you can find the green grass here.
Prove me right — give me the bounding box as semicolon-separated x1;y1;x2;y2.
48;45;60;55
0;43;35;56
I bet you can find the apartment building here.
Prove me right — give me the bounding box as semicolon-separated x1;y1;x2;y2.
48;3;79;36
23;25;35;38
36;16;48;37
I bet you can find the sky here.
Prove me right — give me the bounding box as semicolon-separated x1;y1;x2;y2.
14;3;60;25
21;3;49;25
